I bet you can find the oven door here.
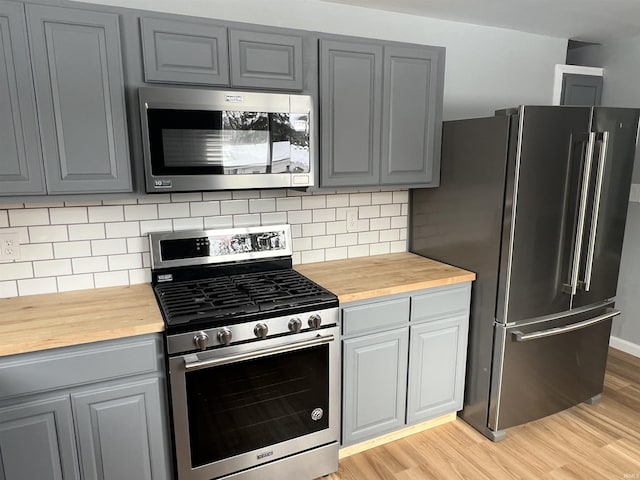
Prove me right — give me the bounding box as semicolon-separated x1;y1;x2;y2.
168;327;339;480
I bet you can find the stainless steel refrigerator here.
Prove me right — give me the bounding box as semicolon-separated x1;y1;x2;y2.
410;106;640;441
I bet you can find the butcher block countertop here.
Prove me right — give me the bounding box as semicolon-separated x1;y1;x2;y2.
295;252;475;303
0;284;163;357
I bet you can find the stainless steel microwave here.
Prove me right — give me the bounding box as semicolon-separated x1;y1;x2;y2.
139;87;315;193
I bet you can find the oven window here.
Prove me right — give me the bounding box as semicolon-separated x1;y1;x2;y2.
185;344;329;468
147;109;310;176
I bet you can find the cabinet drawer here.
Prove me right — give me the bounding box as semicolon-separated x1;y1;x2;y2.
342;297;409;336
411;284;470;323
0;335;160;399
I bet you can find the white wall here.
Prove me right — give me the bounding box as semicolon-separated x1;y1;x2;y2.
78;0;568;120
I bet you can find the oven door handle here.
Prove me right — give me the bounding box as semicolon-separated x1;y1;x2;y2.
183;334;336;370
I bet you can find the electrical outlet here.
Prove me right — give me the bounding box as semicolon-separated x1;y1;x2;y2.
0;232;21;261
346;208;358;232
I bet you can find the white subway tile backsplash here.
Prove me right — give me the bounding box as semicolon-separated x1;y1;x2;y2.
326;221;347;235
336;233;358;247
313;235;336;249
286;189;310;197
276;197;301;211
173;217;204;230
359;205;380;219
106;222;140;239
370;243;391;255
220;200;249;215
400;228;407;240
102;198;138;205
261;212;287;225
326;194;349;208
233;214;261;227
25;202;63;208
312;209;336;223
129;268;152;285
57;274;95;292
140;220;173;235
0;211;8;228
68;223;106;241
291;224;302;238
138;194;170;204
142;252;151;268
350;193;371;206
127;237;150;253
358;231;379;244
88;206;124;223
370;217;391;230
302;250;325;263
391;216;408;228
159;202;190;219
302;196;326;210
190;202;220;217
303;223;325;237
380;229;400;242
288;210;312;224
202;191;232;201
325;247;348;261
204;216;233;229
372;192;393;204
124;204;158;221
53;241;92;259
390;240;407;253
29;225;67;243
171;192;202;202
0;280;18;298
33;259;72;277
380;204;401;217
0;262;33;281
348;245;370;258
94;270;129;288
18;277;57;296
354;219;370;232
1;203;24;209
260;189;287;198
63;200;102;207
72;256;109;274
9;208;49;226
91;238;127;256
293;237;312;251
108;253;142;271
401;204;408;215
232;190;260;199
49;207;87;224
249;198;276;213
292;251;301;265
20;243;54;262
393;191;409;203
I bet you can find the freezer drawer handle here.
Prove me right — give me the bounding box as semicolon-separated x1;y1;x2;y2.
583;131;610;292
512;308;620;342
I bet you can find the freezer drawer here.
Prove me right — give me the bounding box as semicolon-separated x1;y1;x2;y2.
488;305;617;433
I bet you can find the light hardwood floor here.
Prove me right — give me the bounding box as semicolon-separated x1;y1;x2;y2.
328;348;640;480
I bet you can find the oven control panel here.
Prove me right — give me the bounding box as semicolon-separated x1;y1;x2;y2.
167;307;339;356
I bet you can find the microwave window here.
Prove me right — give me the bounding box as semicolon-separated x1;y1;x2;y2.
147;109;310;176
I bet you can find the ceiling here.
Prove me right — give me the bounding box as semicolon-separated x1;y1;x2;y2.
320;0;640;42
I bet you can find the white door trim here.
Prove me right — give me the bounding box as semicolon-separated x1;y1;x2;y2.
552;64;604;105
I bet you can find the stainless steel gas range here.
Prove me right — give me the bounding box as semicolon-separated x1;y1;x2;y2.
149;225;340;480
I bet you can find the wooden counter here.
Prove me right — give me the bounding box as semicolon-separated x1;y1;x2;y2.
295;252;475;303
0;284;164;356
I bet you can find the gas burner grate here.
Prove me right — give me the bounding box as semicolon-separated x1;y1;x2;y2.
155;269;334;326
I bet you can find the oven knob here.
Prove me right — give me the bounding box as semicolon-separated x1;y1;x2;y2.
308;314;322;330
254;323;269;339
193;332;210;351
288;317;302;333
217;327;232;346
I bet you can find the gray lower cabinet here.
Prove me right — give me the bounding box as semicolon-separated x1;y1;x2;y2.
0;395;79;480
319;37;444;188
0;334;170;480
340;283;471;447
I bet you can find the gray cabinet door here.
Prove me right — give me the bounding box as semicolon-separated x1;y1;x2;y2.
381;45;444;186
0;1;44;195
26;5;131;194
406;315;468;424
229;30;302;90
71;378;168;480
0;396;79;480
561;73;603;106
140;17;229;86
342;327;408;446
319;39;382;187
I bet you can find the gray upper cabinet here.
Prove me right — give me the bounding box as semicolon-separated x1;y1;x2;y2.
26;4;131;194
0;395;80;480
319;39;382;187
381;46;443;186
319;37;444;188
0;1;44;196
140;17;229;86
561;73;603;106
229;29;303;90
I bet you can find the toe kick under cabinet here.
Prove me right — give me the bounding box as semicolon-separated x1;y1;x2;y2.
0;334;171;480
340;282;471;446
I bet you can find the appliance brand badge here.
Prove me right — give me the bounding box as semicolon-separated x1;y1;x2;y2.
154;179;172;189
157;274;173;283
225;95;243;103
256;451;273;460
311;407;324;421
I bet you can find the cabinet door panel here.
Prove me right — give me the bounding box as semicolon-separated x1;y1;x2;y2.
26;5;131;194
0;1;44;195
71;378;168;480
381;45;444;186
230;30;302;90
407;315;468;423
320;40;382;187
140;17;229;86
0;396;79;480
342;327;408;446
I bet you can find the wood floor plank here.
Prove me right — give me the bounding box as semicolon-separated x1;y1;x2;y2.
324;348;640;480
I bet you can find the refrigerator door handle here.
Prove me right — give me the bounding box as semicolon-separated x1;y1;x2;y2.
568;131;596;295
512;308;619;342
583;131;610;292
